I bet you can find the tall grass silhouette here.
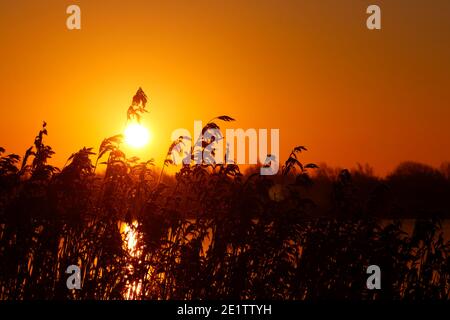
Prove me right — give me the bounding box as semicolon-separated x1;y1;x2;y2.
0;89;448;300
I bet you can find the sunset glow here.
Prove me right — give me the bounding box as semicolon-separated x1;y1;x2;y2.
1;1;450;175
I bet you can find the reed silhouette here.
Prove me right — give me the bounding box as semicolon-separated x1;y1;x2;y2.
0;89;448;300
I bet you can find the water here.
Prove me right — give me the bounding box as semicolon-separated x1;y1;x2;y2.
119;218;450;299
381;219;450;240
120;221;143;299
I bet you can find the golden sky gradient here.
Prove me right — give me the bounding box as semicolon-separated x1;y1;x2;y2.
1;0;450;175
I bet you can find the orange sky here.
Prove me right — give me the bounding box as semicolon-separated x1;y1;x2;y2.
1;0;450;176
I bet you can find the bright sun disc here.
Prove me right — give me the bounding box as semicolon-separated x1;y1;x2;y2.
124;123;150;148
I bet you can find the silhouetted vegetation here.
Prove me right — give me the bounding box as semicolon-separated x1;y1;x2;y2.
0;89;448;300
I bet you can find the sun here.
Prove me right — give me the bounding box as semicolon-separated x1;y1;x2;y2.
124;123;150;148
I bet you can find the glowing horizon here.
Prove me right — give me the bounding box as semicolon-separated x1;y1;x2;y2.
1;1;450;176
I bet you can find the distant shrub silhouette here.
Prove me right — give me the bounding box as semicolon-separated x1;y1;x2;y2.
0;89;448;300
386;162;450;217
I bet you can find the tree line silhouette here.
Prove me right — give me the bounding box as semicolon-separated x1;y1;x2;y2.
0;89;448;300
